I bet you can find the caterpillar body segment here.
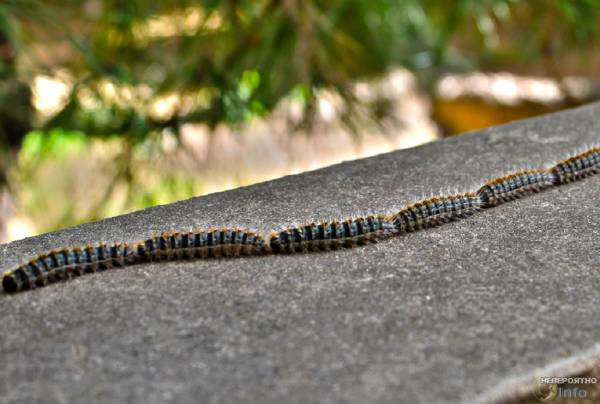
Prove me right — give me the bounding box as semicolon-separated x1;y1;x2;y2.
268;215;395;254
391;193;482;232
477;170;553;207
550;147;600;184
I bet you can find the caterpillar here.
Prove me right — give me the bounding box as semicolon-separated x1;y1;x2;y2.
268;214;395;254
390;192;482;232
136;229;267;261
3;145;600;295
550;146;600;184
477;170;553;207
2;243;134;293
2;229;266;294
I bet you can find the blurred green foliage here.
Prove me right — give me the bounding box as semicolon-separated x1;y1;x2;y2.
13;127;206;233
0;0;599;237
1;0;599;143
21;128;88;160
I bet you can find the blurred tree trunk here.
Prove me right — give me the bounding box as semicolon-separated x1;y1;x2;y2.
0;28;32;154
0;23;32;241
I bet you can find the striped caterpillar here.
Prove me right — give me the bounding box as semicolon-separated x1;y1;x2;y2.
136;229;267;260
2;229;266;293
477;170;553;207
2;145;600;294
268;215;395;254
390;192;482;232
550;146;600;184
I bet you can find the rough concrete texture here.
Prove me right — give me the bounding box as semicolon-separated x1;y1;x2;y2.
1;103;600;404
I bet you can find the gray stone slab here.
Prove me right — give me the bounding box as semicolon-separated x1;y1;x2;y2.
1;103;599;404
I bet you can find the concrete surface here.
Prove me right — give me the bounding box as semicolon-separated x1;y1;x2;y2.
1;103;600;404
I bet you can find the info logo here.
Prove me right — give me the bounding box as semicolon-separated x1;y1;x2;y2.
533;382;558;402
533;376;597;401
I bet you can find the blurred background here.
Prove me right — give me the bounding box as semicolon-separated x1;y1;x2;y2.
0;0;599;243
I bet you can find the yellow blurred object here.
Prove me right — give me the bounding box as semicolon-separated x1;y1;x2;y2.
431;96;577;134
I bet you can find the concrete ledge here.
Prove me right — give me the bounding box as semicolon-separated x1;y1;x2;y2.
1;103;600;403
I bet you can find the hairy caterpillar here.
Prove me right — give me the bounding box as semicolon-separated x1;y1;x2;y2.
390;193;482;232
477;170;553;207
2;243;134;293
3;145;600;295
2;229;266;294
268;215;395;254
136;229;266;261
550;146;600;184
